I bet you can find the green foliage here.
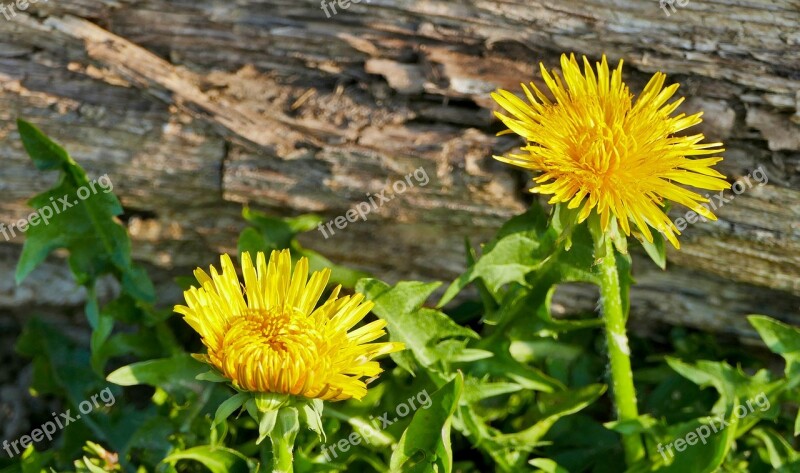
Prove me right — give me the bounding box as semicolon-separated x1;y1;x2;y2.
5;122;800;473
389;373;464;473
238;206;367;288
16;120;154;302
163;446;254;473
106;354;209;401
357;279;480;377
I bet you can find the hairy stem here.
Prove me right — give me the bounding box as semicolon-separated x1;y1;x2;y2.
264;408;299;473
598;235;645;464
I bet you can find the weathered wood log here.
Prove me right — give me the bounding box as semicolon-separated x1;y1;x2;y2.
0;0;798;337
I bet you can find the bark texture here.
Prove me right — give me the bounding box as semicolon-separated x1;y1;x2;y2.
0;0;799;337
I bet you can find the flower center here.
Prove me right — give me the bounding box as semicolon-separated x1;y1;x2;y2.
573;119;624;177
215;308;326;393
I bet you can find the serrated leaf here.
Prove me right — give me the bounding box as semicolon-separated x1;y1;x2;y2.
638;409;739;473
496;384;606;447
15;120;154;306
15;318;129;458
440;205;551;306
357;279;478;373
749;315;800;382
666;357;780;418
440;233;546;305
389;373;464;473
300;399;326;441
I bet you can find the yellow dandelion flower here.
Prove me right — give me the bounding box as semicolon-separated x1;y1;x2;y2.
175;249;404;401
492;53;730;248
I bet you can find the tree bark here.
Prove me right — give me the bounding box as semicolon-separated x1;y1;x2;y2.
0;0;798;337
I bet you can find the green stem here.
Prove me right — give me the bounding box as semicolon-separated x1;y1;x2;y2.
597;235;645;464
270;435;294;473
264;408;299;473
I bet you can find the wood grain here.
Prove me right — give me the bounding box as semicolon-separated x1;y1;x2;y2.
0;0;798;336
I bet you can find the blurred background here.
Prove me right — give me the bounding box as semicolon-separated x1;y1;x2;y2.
0;0;798;448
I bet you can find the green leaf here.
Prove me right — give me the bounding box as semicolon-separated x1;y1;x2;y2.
15;120;154;306
300;399;326;441
638;412;738;473
795;409;800;437
496;384;606;447
19;445;54;473
666;357;780;418
749;315;800;382
498;284;602;339
79;457;108;473
751;427;800;468
257;409;279;445
461;378;522;403
296;245;370;288
240;206;321;251
357;279;478;374
447;348;494;363
440;233;546;305
17;119;73;169
89;310;115;375
15;318;132;459
106;353;207;399
324;405;395;447
468;338;564;392
439;205;551;306
481;224;599;330
605;415;660;436
212;392;249;428
389;372;464;473
269;407;300;471
529;458;570;473
238;206;368;287
639;232;667;270
237;226;269;258
163;446;251;473
197;370;230;383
